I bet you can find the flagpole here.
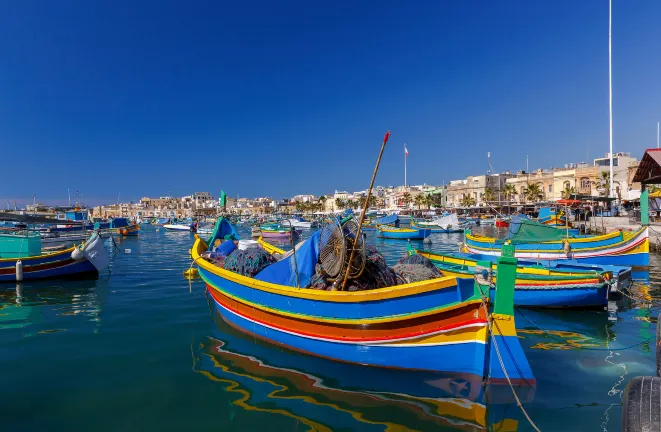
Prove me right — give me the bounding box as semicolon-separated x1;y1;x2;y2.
404;144;407;188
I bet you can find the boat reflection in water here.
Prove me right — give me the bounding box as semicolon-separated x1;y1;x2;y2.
193;312;536;431
0;279;107;333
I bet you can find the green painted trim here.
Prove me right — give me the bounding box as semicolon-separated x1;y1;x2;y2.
494;248;517;316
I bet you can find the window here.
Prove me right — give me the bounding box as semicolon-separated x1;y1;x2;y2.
548;185;552;193
580;177;591;190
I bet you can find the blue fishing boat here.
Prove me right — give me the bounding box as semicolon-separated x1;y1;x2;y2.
411;246;619;308
464;216;649;266
376;225;431;239
538;206;569;227
0;214;110;282
191;218;534;384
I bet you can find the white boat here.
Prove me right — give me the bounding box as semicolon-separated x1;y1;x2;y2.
431;214;465;231
286;218;312;229
163;224;192;232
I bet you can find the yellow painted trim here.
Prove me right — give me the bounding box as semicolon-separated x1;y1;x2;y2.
384;326;488;346
465;227;647;253
0;245;76;262
257;237;285;255
192;237;462;303
204;275;484;324
490;314;517;337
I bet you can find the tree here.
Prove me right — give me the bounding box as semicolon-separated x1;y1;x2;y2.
424;194;434;209
460;195;476;207
503;184;517;202
346;199;356;210
482;188;496;203
561;184;577;200
402;192;412;208
414;194;425;210
523;183;543;202
294;201;303;213
334;198;345;209
368;195;377;208
594;171;620;198
357;196;367;209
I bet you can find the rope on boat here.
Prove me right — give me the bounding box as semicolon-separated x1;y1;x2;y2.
515;308;656;351
489;318;542;432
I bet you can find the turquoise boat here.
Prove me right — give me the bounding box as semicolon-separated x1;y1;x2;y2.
0;215;110;282
192;218;534;384
464;216;649;266
376;225;431;239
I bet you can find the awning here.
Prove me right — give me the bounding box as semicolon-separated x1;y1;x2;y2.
632;149;661;184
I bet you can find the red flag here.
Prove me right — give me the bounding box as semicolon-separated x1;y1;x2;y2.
404;145;408;157
384;131;391;143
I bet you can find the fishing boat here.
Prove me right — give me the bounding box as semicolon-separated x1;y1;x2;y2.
163;223;194;232
537;207;569;227
478;215;496;226
377;225;431;240
286;217;313;229
362;214;399;231
258;223;298;239
411;246;615;308
495;217;509;229
464;216;649;266
0;215;110;282
191;218;534;384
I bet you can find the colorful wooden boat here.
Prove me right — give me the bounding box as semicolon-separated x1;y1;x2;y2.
376;225;432;239
411;246;613;308
464;218;649;266
117;224;140;236
0;231;108;282
537;207;570;227
192;218;535;385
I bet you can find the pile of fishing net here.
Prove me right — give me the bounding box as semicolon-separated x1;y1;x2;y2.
308;245;441;291
223;246;277;277
391;254;443;284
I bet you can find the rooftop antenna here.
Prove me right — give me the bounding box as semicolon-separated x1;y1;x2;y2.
68;188;71;207
657;121;659;148
487;151;494;174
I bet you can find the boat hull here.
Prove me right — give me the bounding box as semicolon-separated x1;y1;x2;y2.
377;227;432;240
464;227;649;266
0;247;98;282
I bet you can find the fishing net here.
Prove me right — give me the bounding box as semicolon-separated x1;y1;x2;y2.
392;254;442;284
223;247;277;277
308;244;398;291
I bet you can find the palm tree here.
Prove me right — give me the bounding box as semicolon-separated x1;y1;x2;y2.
414;194;425;210
346;199;357;210
523;183;542;202
482;188;496;203
368;195;377;208
561;184;577;200
319;195;327;211
357;196;367;209
460;195;476;207
503;184;516;202
334;198;345;209
401;192;412;208
594;171;620;198
294;201;303;213
424;194;434;209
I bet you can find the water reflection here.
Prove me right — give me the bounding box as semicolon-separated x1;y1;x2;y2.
0;278;108;333
194;310;535;431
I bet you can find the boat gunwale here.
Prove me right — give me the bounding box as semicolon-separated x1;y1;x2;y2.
192;235;465;303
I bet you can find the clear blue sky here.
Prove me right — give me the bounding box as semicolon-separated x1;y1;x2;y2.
1;1;660;206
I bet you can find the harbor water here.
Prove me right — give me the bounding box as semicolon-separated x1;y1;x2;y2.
1;224;659;431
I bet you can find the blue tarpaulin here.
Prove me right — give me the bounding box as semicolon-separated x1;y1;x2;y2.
255;231;321;288
375;214;399;226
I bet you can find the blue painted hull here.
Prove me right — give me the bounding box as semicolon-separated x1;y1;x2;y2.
494;285;609;308
378;228;431;239
210;292;489;377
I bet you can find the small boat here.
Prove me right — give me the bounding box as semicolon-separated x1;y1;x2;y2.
412;246;615;308
538;207;570;227
163;223;194;232
258;223;298;239
495;218;509;228
192;218;534;384
377;225;431;240
285;218;312;229
478;215;496;226
0;229;109;282
117;224;140;236
464;216;649;266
